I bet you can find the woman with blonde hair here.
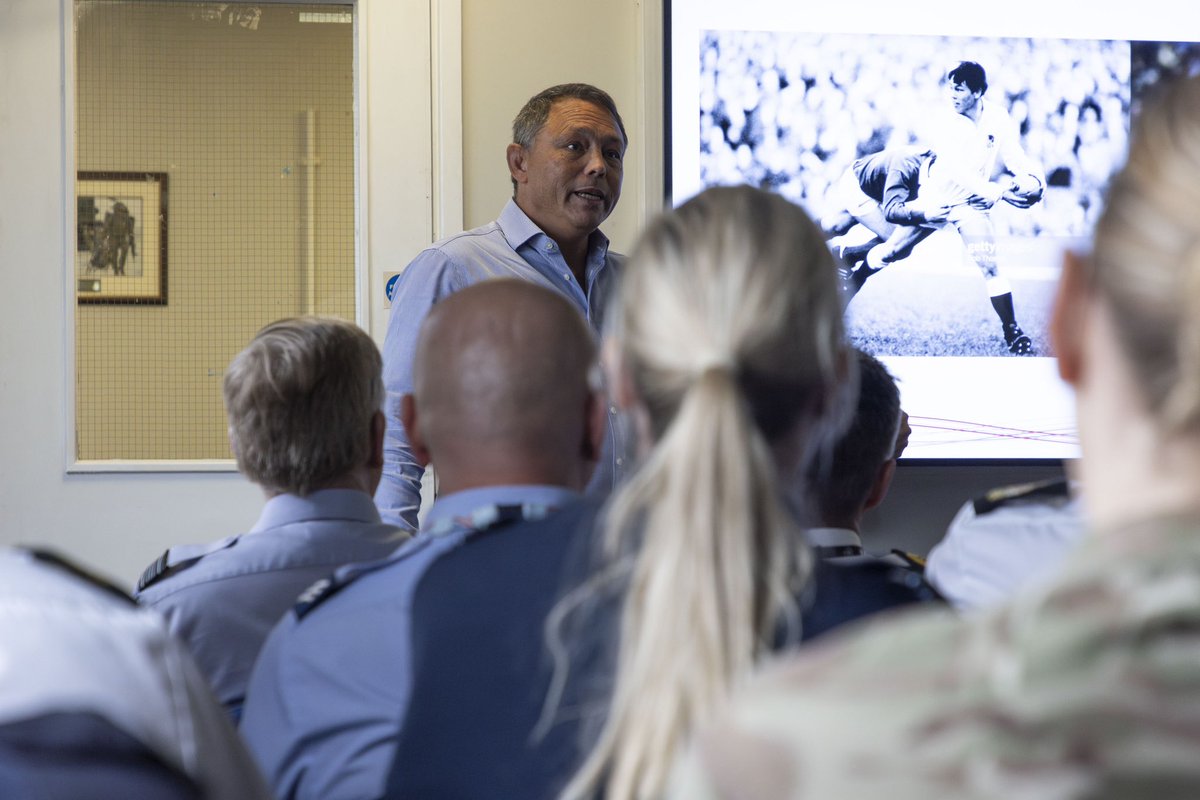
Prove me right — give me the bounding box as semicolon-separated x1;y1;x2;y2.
383;185;936;800
670;75;1200;800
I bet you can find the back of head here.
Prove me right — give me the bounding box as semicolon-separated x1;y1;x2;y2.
805;350;901;527
411;278;598;489
224;317;383;496
565;185;848;800
1090;76;1200;434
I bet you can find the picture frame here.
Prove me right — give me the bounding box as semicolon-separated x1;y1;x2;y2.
76;171;168;305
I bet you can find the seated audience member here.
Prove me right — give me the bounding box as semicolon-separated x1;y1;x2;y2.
0;547;270;799
383;186;937;800
802;349;930;575
669;76;1200;798
134;317;408;719
239;278;605;800
926;478;1084;611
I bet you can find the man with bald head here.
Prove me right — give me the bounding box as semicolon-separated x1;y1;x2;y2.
400;280;601;496
240;279;604;800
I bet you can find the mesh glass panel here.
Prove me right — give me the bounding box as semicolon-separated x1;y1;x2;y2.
74;1;355;460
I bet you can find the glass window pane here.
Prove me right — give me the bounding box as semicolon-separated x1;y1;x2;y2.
74;1;355;461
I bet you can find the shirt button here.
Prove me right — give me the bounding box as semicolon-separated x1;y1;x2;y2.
616;457;624;466
609;405;618;415
545;242;556;252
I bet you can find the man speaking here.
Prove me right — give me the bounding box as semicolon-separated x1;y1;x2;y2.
376;83;629;529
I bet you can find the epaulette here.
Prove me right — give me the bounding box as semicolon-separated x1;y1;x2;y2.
973;478;1070;515
292;537;435;620
22;547;136;605
136;535;240;592
292;502;549;620
889;549;927;573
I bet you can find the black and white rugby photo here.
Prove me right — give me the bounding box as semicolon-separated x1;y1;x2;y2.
696;32;1129;358
669;1;1200;458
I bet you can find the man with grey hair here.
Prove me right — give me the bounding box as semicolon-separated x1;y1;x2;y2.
134;317;409;721
376;82;628;531
241;279;606;800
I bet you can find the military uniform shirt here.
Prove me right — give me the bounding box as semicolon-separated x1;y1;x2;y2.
134;488;408;717
239;484;580;800
926;481;1084;611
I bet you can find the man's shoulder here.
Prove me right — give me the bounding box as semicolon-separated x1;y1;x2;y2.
427;218;506;254
803;556;943;640
979;100;1019;131
134;535;243;598
414;217;518;268
5;548;137;607
418;498;599;591
134;520;403;605
284;532;466;627
396;217;533;288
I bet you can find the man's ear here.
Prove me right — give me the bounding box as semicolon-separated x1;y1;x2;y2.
863;458;897;512
1051;250;1090;387
399;394;431;468
506;143;529;188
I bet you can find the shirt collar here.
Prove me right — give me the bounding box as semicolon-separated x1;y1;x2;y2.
804;527;863;550
250;489;382;533
422;484;580;533
497;199;611;261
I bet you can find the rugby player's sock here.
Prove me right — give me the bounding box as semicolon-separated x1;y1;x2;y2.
841;237;882;264
986;277;1017;327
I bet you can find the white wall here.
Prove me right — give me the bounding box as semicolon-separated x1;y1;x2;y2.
458;0;661;253
0;0;437;585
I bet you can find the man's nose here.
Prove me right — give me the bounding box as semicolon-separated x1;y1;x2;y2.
584;145;606;175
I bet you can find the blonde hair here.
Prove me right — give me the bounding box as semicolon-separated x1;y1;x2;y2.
224;316;383;496
1092;76;1200;433
559;186;848;800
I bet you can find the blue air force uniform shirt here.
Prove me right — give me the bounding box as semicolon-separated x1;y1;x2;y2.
134;488;409;718
239;484;580;800
385;500;942;800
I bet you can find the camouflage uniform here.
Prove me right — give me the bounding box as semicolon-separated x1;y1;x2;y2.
670;515;1200;799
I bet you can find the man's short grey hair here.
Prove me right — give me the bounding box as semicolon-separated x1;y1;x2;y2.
512;83;627;148
510;83;627;192
224;317;383;496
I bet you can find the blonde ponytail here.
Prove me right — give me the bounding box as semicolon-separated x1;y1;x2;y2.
554;186;846;800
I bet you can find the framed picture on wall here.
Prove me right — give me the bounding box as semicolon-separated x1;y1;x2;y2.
76;171;168;305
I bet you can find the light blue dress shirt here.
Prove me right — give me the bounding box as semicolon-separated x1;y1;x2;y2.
374;199;625;531
239;484;579;800
134;489;408;718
